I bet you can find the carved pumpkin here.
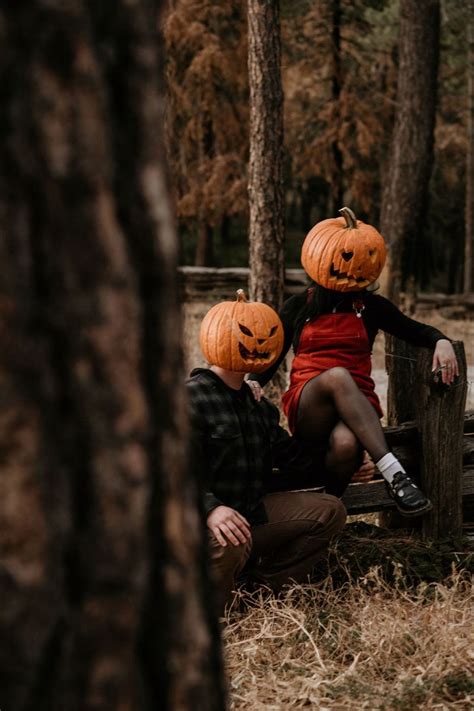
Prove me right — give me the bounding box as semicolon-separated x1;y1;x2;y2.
301;207;387;292
200;289;284;373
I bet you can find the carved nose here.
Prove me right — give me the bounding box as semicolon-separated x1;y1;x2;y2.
257;339;266;344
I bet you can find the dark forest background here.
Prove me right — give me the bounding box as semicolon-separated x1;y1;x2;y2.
165;0;468;293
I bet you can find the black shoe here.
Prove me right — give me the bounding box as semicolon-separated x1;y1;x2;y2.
385;472;432;517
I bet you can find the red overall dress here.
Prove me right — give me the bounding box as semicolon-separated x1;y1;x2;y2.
282;298;383;433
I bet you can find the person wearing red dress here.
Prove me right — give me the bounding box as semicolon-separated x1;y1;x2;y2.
249;219;458;517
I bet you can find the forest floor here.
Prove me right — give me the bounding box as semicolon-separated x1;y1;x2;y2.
224;523;474;710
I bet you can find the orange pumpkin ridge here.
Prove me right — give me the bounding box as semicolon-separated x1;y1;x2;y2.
301;207;387;292
200;290;284;373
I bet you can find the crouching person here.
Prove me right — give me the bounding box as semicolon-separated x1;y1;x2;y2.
187;291;346;614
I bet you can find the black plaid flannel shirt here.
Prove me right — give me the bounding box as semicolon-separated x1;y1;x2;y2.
186;368;315;525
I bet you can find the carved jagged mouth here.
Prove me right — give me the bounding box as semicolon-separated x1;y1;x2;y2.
330;264;368;283
239;342;270;361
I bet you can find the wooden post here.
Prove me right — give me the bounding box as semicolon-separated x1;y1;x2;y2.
386;336;418;425
416;341;467;540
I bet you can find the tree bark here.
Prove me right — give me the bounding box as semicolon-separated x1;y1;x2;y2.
195;222;214;266
380;0;440;304
247;0;285;312
0;2;225;710
330;0;344;213
465;0;474;294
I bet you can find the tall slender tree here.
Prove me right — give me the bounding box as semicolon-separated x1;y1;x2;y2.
465;0;474;293
329;0;344;213
247;0;285;311
0;2;224;709
380;0;440;302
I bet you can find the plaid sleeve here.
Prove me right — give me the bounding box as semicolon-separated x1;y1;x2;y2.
186;378;225;515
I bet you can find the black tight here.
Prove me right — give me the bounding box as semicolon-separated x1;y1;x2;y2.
296;367;390;496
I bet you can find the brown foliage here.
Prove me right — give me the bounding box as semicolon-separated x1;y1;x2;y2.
282;0;398;216
164;0;249;227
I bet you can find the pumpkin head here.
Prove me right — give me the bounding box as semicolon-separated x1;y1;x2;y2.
199;290;284;373
301;207;387;292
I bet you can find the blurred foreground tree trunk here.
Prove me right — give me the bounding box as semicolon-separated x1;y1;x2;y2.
0;2;225;710
465;0;474;293
247;0;284;312
380;0;440;304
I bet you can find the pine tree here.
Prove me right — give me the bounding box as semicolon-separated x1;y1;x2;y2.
282;0;397;223
380;0;440;301
247;0;285;310
164;0;248;265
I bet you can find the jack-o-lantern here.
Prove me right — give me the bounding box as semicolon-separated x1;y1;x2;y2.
301;207;387;292
200;289;284;373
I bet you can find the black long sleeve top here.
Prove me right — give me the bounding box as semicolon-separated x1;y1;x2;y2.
251;290;448;388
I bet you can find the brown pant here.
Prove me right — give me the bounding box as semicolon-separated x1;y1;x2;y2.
209;492;346;612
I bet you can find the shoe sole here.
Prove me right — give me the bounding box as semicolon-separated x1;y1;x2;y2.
393;501;433;518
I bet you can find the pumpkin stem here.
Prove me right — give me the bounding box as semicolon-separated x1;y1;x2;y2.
339;206;358;229
236;289;248;302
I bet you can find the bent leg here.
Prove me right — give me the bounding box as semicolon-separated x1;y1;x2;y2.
248;491;346;591
209;534;252;614
325;421;364;495
296;367;389;464
295;368;431;515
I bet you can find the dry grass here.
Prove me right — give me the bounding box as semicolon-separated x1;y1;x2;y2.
224;539;474;710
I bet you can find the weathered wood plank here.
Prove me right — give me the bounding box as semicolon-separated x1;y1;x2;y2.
383;414;474;446
178;267;474;311
465;410;474;433
342;467;474;516
386;339;418;425
178;266;309;301
342;479;394;514
417;342;468;540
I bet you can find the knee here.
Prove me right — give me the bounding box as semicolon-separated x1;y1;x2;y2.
210;534;252;571
232;539;252;570
299;493;347;535
323;496;347;534
320;367;355;392
329;428;361;464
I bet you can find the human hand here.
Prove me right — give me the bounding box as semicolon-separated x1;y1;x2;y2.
207;506;251;547
246;379;263;401
351;452;375;484
432;339;459;385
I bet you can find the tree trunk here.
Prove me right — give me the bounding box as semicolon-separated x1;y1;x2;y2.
465;0;474;294
330;0;344;213
0;3;225;710
379;0;440;304
195;222;214;266
247;0;285;312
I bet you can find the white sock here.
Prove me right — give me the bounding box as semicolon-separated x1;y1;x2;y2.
376;452;405;484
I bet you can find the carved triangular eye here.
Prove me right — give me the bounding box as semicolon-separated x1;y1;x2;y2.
269;325;278;336
239;323;253;337
341;251;353;262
